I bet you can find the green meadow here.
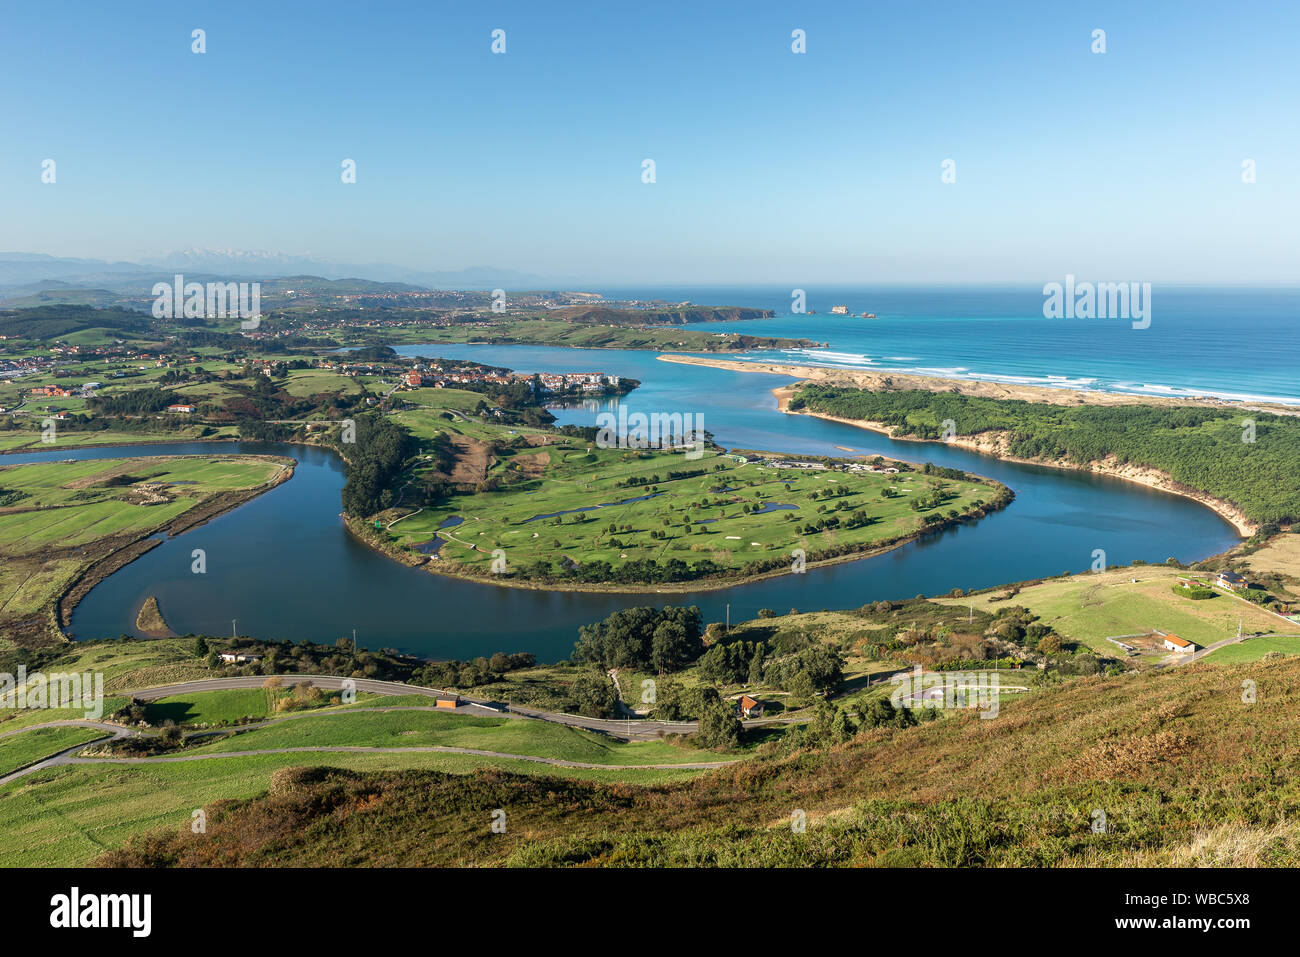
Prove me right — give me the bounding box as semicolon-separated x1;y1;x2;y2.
1203;635;1300;664
382;409;997;583
0;726;108;778
184;707;720;766
0;456;286;644
937;566;1293;660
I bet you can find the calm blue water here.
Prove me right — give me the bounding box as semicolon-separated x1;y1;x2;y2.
25;329;1242;660
581;285;1300;405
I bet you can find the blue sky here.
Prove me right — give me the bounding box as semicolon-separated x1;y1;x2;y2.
2;0;1297;283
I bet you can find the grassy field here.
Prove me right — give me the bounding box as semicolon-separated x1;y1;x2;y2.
1202;635;1300;664
1242;532;1300;581
281;368;365;398
142;686;390;724
399;386;488;411
0;456;287;646
0;426;239;453
936;566;1292;661
0;726;107;777
21;638;211;696
380;410;998;584
184;708;719;765
0;749;711;867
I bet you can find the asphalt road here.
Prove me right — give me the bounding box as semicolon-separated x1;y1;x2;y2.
0;687;739;787
123;675;719;740
0;673;793;787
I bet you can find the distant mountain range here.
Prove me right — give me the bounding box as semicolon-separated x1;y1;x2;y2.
0;250;559;294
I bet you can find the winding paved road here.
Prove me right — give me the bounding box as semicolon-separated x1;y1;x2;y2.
122;675;729;739
0;673;770;787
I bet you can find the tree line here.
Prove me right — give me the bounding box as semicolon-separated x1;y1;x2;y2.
791;384;1300;525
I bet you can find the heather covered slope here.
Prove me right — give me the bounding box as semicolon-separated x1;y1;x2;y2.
99;655;1300;867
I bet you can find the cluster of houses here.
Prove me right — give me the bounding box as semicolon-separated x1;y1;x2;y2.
402;367;620;394
535;372;619;394
4;342;209;402
26;381;106;400
316;360;401;378
405;369;513;389
1177;570;1251;592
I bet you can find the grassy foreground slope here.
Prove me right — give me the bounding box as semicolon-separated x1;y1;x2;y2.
0;751;707;867
100;655;1300;867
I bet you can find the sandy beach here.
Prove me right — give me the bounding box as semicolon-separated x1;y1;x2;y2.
656;354;1298;416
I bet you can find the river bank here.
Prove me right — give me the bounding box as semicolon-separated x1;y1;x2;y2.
655;355;1260;535
753;383;1259;537
51;455;297;644
51;376;1243;656
345;474;1015;595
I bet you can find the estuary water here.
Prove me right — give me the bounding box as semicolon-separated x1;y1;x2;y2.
20;332;1241;661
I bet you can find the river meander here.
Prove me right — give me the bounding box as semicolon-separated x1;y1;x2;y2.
6;344;1239;661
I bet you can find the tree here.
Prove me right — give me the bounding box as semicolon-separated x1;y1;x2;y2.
650;620;694;674
193;636;209;658
747;645;766;686
567;668;618;719
695;699;742;750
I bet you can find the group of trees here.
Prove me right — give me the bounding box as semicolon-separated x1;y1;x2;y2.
91;386;178;416
763;644;845;698
774;699;923;754
619;467;707;488
571;605;704;673
696;639;766;685
340;415;417;516
0;305;152;340
414;651;536;689
648;682;742;749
